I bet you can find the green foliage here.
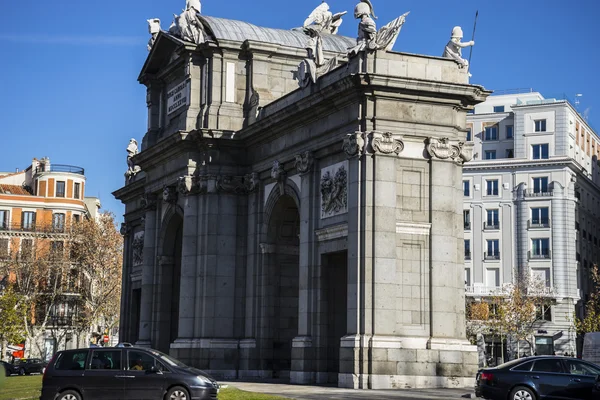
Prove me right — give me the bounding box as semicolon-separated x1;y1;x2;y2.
0;285;26;346
0;375;41;400
575;265;600;334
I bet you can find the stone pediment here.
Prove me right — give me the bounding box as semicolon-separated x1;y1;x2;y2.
138;32;188;82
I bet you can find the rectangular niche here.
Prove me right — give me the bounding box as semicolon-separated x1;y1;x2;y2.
320;161;348;219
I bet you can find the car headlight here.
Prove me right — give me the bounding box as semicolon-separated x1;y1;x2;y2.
196;375;212;385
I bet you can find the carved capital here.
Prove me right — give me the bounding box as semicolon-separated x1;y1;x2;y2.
178;175;196;195
342;132;365;157
140;193;157;211
244;172;259;193
371;131;404;155
163;186;178;204
295;151;314;174
427;137;465;163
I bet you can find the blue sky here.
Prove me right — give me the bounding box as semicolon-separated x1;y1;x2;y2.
1;0;599;220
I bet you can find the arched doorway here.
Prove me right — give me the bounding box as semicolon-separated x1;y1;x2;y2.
156;211;183;353
264;194;300;379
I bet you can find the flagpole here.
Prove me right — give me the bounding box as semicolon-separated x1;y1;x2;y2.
467;10;479;74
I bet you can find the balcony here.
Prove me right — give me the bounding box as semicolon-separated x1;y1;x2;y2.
0;223;69;234
528;250;552;260
35;164;85;176
524;190;553;198
528;219;551;229
484;252;501;260
484;222;500;230
465;252;472;260
465;285;506;296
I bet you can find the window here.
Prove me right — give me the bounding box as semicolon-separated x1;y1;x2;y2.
73;214;80;223
463;180;470;197
532;144;549;159
74;183;81;199
56;181;66;198
463;210;471;230
52;213;65;232
493;106;505;113
22;211;36;230
512;361;534;372
51;241;64;261
486;268;499;286
127;350;165;372
486;180;499;196
484;150;497;160
466;128;472;142
0;238;8;259
506;149;514;158
534;337;555;356
89;349;122;370
536;305;552;321
484;126;498;141
464;240;471;260
55;350;88;371
532;177;549;194
532;357;562;372
506;125;514;139
486;239;500;259
486;209;499;228
20;239;33;260
531;238;550;258
0;210;8;229
465;268;471;286
534;119;547;132
565;360;600;376
531;207;549;226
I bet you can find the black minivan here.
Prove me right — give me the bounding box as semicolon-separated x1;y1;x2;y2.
41;347;219;400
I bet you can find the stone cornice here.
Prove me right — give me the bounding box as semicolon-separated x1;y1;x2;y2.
315;224;348;241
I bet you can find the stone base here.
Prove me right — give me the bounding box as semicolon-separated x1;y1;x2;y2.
339;374;475;389
339;335;478;389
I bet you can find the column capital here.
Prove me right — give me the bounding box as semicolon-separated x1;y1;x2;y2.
295;151;314;174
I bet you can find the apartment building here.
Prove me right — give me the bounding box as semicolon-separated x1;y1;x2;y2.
0;157;99;359
464;90;598;359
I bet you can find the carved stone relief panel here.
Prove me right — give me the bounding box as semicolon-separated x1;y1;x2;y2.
320;160;349;219
132;231;145;266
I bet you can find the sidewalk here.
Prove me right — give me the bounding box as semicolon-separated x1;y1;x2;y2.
221;381;480;400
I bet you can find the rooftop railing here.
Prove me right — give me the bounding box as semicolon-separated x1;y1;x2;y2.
0;222;70;234
35;164;85;175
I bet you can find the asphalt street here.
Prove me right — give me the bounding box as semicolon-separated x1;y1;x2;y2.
222;381;481;399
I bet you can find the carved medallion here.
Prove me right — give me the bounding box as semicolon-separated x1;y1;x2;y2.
427;138;466;163
343;132;365;157
295;151;314;174
371;132;404;155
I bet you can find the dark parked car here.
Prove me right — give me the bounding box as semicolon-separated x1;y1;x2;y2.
476;356;600;400
2;358;47;376
41;347;219;400
1;360;17;376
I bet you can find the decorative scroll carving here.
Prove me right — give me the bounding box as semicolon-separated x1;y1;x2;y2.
163;186;178;204
140;193;157;211
216;176;248;194
295;151;314;174
132;231;145;266
427;137;468;163
343;132;365;157
321;162;348;219
371;131;404;155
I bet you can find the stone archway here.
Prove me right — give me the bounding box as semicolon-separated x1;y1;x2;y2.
156;210;183;354
262;193;300;379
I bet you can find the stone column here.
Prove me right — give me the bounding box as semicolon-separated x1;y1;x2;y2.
137;193;158;347
118;223;131;342
291;151;315;384
174;175;199;347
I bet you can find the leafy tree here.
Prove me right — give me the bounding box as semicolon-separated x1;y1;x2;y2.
0;285;26;360
575;264;600;334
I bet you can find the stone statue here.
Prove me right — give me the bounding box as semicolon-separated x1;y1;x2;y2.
348;1;409;56
147;18;161;51
442;26;474;69
126;139;141;179
169;0;206;44
303;2;347;35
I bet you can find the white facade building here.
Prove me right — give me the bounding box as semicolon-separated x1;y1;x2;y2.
464;90;599;358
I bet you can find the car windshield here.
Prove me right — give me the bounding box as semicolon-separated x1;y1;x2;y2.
147;349;188;367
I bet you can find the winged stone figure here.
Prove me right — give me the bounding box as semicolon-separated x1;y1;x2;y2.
303;2;347;34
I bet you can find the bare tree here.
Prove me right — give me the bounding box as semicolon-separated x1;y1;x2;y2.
575;264;600;334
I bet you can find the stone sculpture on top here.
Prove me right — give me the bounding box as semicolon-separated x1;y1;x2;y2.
348;0;409;56
442;26;475;69
125;139;141;180
303;2;347;35
169;0;206;44
147;18;161;51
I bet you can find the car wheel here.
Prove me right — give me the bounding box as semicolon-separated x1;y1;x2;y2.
510;386;537;400
166;386;189;400
58;390;82;400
